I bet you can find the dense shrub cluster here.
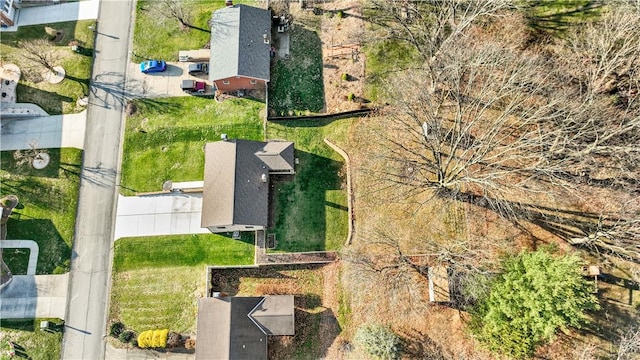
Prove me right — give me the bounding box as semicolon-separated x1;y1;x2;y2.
354;323;402;360
137;329;169;349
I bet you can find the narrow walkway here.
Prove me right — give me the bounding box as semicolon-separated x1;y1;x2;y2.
0;240;39;275
0;111;87;151
1;0;100;32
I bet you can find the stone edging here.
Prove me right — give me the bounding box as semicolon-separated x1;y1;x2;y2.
323;138;354;246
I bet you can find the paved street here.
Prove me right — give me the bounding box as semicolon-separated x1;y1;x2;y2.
61;0;135;359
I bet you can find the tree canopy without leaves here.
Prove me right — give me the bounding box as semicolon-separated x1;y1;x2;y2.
19;38;58;72
470;249;599;358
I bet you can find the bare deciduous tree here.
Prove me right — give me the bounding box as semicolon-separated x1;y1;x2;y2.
565;5;640;99
375;35;562;217
617;326;640;360
156;0;209;32
19;38;58;73
363;0;514;64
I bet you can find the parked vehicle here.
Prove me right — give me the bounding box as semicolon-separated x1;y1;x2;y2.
140;60;167;74
181;79;206;94
188;63;209;76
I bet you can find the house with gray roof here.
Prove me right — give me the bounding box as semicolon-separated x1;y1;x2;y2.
196;295;295;360
209;2;272;93
201;139;295;233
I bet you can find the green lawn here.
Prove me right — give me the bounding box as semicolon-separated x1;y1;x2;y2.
109;234;254;333
0;20;95;115
120;96;264;194
363;39;420;103
266;118;352;252
0;319;63;360
113;233;254;272
132;0;256;61
269;24;325;115
0;148;82;274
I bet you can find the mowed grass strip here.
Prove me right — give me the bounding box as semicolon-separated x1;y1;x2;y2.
133;0;257;61
0;148;82;274
113;234;254;271
267;119;351;252
110;234;254;333
110;266;202;334
120;96;264;194
0;20;95;115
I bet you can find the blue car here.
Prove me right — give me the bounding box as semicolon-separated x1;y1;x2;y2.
140;60;167;74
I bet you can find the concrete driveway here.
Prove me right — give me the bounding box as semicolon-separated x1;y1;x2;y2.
126;61;213;98
114;193;210;239
0;111;86;151
0;274;68;319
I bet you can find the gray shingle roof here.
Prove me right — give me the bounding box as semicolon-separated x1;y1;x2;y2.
210;4;271;82
201;140;295;229
196;296;295;360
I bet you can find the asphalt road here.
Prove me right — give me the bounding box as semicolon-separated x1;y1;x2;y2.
61;1;134;359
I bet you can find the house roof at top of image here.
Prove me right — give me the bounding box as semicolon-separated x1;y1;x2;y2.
210;4;271;82
201;139;294;229
196;295;295;360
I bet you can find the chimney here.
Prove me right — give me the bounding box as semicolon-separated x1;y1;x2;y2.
225;0;233;6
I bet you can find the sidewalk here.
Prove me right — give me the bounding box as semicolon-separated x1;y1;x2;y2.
1;0;100;32
106;344;194;360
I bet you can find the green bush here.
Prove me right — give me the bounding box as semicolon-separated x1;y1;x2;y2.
347;93;355;101
354;323;402;360
109;322;124;337
119;330;136;343
336;10;344;19
341;73;348;81
470;249;600;358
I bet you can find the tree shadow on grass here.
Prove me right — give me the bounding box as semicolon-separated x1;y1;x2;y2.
16;83;70;116
523;0;604;35
0;149;63;179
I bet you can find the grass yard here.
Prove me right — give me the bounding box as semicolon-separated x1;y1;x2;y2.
0;319;63;360
132;0;256;61
0;148;82;274
112;233;254;272
266;118;351;252
269;25;325;115
0;20;95;115
109;233;254;333
120;96;264;194
363;39;420;103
